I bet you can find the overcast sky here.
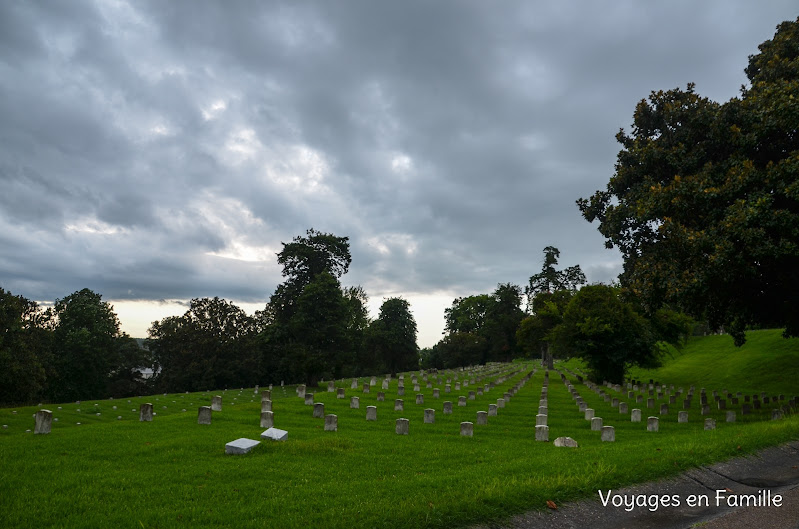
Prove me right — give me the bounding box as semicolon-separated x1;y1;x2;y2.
1;1;796;346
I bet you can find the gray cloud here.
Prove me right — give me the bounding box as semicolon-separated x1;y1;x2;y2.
0;0;796;343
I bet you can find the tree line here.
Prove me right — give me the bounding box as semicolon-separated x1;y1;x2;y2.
0;229;420;405
422;246;693;384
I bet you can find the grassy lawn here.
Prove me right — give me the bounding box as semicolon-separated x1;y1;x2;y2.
1;332;798;528
625;329;799;396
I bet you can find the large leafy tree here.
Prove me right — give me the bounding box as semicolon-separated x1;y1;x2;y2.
519;248;586;367
51;288;122;401
289;272;350;385
441;284;524;364
261;229;356;384
444;294;492;335
270;229;351;324
578;18;799;345
483;283;525;362
366;297;418;374
552;284;657;384
429;331;487;369
0;288;52;404
516;290;573;368
525;246;586;310
148;297;259;392
343;285;373;376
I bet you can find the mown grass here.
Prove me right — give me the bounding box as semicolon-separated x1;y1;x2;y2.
625;329;799;395
1;333;798;529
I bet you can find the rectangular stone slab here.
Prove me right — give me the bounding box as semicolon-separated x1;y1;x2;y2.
225;438;260;454
260;428;288;441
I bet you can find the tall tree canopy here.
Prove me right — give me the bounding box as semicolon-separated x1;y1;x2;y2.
438;284;524;366
288;272;351;384
516;289;573;368
525;246;585;310
366;297;418;374
271;228;351;324
0;288;52;404
51;288;122;401
444;294;492;335
148;297;258;392
578;18;799;345
552;284;657;384
519;248;585;367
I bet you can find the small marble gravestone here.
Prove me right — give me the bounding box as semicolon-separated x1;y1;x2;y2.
443;401;453;414
260;427;288;441
226;438;260;454
211;396;222;412
305;393;314;406
394;399;404;411
424;408;435;423
553;437;578;448
197;406;211;425
34;409;52;434
260;411;274;428
350;396;360;409
396;418;409;435
678;411;688;423
705;418;716;430
647;416;659;432
535;425;549;441
476;411;488;425
313;403;324;418
416;394;424;405
488;404;498;416
261;400;272;413
591;417;603;431
324;415;337;431
366;406;377;421
458;396;467;407
601;426;615;442
460;422;474;437
337;388;345;399
536;414;547;426
140;403;153;422
631;409;642;422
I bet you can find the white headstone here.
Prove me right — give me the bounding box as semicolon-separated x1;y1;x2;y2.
553;436;578;447
260;428;288;441
225;438;261;454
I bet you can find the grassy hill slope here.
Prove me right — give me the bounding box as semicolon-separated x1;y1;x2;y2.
626;329;799;395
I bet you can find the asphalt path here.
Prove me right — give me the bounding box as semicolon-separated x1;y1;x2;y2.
473;441;799;529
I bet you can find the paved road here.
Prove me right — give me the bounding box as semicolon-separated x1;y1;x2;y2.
473;441;799;529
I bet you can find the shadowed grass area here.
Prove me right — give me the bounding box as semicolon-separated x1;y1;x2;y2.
626;329;799;396
1;350;798;528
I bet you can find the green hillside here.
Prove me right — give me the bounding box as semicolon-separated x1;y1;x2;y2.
626;329;799;396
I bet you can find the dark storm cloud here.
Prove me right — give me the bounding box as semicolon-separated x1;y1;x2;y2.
0;0;796;337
